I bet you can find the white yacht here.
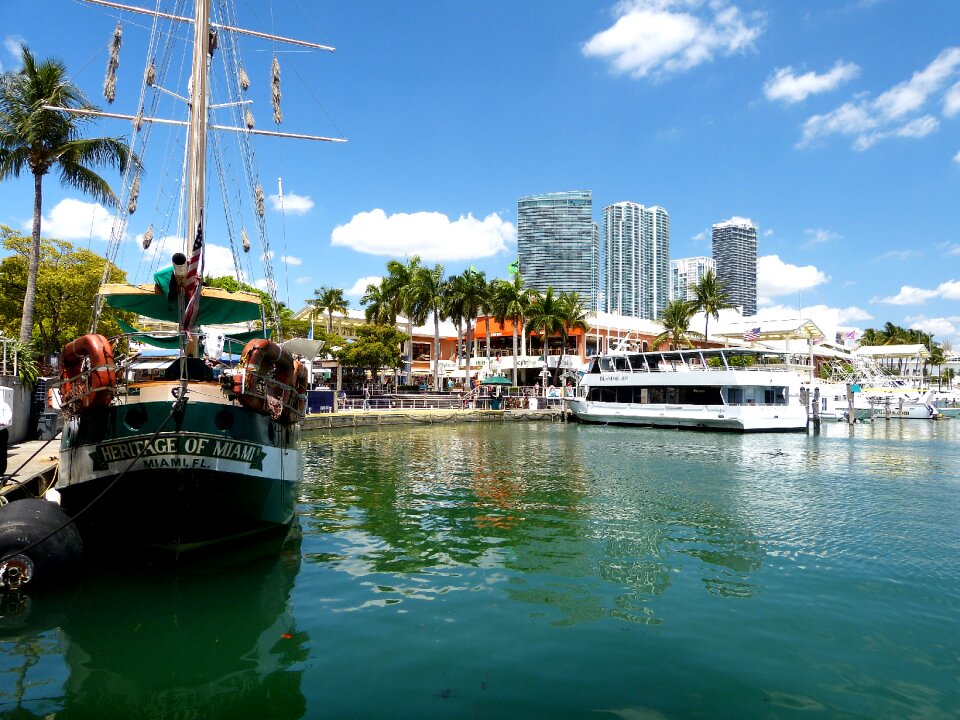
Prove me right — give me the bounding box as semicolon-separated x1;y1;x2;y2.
567;348;808;432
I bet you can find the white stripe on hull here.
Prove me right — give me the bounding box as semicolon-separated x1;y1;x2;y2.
567;400;808;432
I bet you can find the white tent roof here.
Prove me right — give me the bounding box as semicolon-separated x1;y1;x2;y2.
855;344;930;359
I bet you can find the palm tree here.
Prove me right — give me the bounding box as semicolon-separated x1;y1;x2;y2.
0;45;134;344
405;263;446;390
450;268;486;379
691;269;734;349
860;328;884;346
557;291;589;360
311;286;348;334
650;299;698;350
361;278;395;326
525;287;565;387
491;273;531;385
385;256;422;380
481;278;496;372
443;273;467;373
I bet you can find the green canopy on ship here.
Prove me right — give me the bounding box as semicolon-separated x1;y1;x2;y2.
100;266;263;326
115;318;270;351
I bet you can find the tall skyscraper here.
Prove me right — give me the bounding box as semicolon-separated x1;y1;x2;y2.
671;256;715;303
712;217;758;316
517;191;598;309
602;202;670;319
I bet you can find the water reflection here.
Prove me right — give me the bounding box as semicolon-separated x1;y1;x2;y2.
301;424;771;626
0;528;304;719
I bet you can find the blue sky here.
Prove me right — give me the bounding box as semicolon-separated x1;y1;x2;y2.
2;1;959;344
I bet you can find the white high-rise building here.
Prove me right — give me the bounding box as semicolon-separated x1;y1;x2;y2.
671;256;715;303
602;202;670;319
518;191;599;310
712;217;758;316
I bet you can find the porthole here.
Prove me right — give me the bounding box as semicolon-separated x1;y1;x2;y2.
214;409;234;431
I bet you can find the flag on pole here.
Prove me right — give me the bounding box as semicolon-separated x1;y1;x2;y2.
308;314;314;340
843;329;857;340
181;210;204;332
743;327;761;341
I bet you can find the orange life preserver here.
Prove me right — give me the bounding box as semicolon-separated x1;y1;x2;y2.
232;339;307;425
279;358;308;424
60;334;116;411
234;338;281;415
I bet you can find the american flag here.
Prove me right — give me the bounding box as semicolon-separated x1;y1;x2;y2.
843;329;857;340
743;326;761;341
181;210;204;332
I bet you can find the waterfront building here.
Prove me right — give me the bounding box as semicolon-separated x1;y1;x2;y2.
518;191;599;310
712;217;757;316
602;202;670;320
671;256;715;303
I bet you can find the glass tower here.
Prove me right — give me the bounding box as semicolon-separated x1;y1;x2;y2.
517;191;598;309
671;256;715;302
602;202;670;319
712;218;758;316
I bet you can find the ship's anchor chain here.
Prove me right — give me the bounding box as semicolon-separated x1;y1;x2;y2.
0;555;34;592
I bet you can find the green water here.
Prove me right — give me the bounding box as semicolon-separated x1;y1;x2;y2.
2;420;959;719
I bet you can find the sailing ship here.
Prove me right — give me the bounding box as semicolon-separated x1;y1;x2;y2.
49;0;343;554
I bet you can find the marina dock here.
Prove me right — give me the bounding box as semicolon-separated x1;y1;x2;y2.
301;406;569;431
1;438;59;500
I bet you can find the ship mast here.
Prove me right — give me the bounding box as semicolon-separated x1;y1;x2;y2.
185;0;210;265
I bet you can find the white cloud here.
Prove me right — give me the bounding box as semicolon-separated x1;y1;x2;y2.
331;209;516;261
872;285;939;305
799;46;960;149
346;276;382;296
268;192;314;215
716;215;755;228
691;230;705;242
764;60;860;104
581;0;763;80
280;255;302;266
853;114;938;150
763;228;774;237
838;306;874;323
874;249;921;262
757;254;829;300
954;149;960;164
804;228;840;245
294;276;312;285
138;232;243;280
905;315;958;339
945;81;960;117
30;198;117;241
1;35;24;71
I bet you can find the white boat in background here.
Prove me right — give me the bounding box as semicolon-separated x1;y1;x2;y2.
867;389;943;420
567;348;808;432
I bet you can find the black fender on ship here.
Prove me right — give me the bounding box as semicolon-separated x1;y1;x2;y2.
0;499;83;591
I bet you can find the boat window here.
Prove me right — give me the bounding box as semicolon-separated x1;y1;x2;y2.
616;387;634;404
587;358;601;374
599;357;614;372
601;387;617;403
613;356;630;371
664;387;677;404
677;386;723;405
626;354;645;371
648;387;666;404
726;387;743;405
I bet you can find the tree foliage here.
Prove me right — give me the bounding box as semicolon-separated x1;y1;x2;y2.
336;324;408;373
204;274;307;341
0;45;134;344
0;226;131;357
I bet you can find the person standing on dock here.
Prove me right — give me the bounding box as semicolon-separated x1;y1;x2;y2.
363;385;371;410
